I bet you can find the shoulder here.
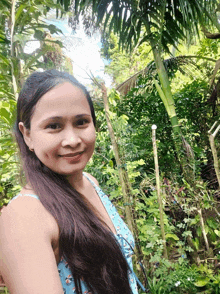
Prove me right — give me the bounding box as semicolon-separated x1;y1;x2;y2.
0;196;47;246
0;191;62;293
84;172;99;186
3;188;47;221
0;190;59;246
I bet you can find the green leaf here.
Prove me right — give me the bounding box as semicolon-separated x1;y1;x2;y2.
34;30;44;40
0;108;10;124
15;4;28;21
48;24;63;35
214;230;220;237
192;237;200;251
0;54;10;65
0;34;10;44
194;277;210;287
109;160;114;168
165;233;179;241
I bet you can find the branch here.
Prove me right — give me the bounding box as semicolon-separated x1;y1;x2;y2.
179;55;216;63
209;59;220;86
202;27;220;39
208;121;218;134
208;122;220;188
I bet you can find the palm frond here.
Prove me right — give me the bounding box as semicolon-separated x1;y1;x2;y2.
116;70;145;96
116;55;211;95
70;0;220;53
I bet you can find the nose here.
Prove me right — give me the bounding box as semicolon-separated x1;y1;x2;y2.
61;128;82;148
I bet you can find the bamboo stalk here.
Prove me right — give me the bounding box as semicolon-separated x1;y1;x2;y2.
100;83;150;283
208;122;220;188
197;208;213;258
154;79;171;117
101;83;134;234
87;72;149;280
152;125;168;259
10;0;18;99
197;208;210;252
144;15;195;183
213;125;220;139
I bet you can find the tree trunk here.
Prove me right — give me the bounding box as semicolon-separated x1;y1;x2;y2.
100;83;148;285
208;122;220;188
152;125;168;259
10;0;18;99
144;17;195;183
197;207;213;257
101;83;134;233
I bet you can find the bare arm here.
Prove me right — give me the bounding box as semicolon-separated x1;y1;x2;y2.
0;197;63;294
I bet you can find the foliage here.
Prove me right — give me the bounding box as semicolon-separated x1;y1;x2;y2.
62;0;219;53
1;1;220;294
0;98;20;206
70;0;220;183
100;33;153;86
85;63;220;293
0;0;70;205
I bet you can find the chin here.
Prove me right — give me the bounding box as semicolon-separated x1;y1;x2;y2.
56;166;86;176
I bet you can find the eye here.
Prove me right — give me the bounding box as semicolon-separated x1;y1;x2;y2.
76;118;90;127
46;123;61;130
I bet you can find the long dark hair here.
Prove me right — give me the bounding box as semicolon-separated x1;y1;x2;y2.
14;70;132;294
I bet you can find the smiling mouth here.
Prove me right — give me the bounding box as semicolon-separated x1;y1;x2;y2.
59;151;84;157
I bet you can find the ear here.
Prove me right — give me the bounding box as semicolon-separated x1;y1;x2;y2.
18;122;34;150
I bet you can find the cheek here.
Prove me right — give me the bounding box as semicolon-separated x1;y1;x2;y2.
87;131;96;146
33;136;59;155
83;133;96;155
84;127;96;143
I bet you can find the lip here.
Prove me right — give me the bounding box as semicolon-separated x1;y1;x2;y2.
59;151;84;162
59;151;84;157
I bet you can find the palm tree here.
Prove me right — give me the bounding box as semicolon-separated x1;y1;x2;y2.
57;0;219;181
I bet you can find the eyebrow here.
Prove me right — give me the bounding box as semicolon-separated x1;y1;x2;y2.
40;114;91;124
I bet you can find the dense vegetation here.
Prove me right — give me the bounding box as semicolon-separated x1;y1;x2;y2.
1;1;220;293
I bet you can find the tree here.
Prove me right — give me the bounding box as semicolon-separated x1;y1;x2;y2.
100;33;153;86
57;0;219;181
0;0;66;205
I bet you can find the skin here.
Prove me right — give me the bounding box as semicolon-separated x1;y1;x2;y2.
20;82;96;181
0;82;116;294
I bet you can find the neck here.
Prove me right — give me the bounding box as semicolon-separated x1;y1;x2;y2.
66;171;84;191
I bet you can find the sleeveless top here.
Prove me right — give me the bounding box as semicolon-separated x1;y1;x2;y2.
9;173;138;294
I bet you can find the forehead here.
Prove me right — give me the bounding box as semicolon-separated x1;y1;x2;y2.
31;82;91;121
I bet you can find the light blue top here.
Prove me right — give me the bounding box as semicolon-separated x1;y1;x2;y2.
10;173;138;294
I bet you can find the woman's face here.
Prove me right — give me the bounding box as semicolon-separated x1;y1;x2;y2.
20;82;96;177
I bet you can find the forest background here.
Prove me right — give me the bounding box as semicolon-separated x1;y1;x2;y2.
1;0;220;293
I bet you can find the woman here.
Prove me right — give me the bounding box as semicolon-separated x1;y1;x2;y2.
0;70;138;294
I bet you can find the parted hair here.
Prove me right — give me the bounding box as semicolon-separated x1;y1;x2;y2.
14;70;132;294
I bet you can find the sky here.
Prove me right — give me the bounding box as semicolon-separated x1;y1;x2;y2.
25;15;112;87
